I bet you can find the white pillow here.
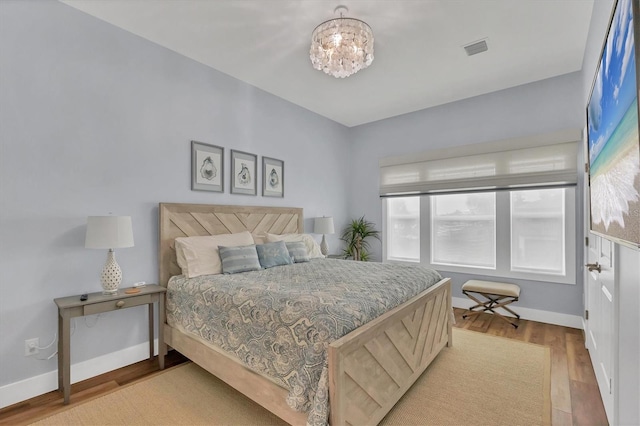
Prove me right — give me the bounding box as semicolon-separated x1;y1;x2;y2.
175;231;254;278
251;233;267;245
265;233;324;259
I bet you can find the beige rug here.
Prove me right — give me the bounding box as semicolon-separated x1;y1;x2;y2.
32;329;550;425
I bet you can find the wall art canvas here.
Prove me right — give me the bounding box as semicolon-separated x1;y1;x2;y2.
191;141;223;192
231;150;257;195
587;0;640;248
262;157;284;197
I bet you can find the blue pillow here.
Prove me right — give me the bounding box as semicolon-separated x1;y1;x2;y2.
285;241;310;263
256;240;293;269
218;244;262;274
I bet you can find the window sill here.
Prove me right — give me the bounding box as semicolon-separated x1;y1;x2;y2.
385;259;576;285
434;263;576;285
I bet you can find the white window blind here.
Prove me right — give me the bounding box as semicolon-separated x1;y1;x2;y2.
385;197;420;262
510;189;566;275
379;129;581;196
431;193;496;269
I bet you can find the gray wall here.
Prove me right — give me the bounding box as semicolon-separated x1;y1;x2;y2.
348;72;586;316
0;1;350;388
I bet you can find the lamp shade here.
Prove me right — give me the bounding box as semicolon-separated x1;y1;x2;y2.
85;216;134;249
314;217;335;235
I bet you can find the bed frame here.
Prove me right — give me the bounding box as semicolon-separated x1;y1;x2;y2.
159;203;452;425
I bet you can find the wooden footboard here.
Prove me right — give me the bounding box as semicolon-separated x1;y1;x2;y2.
165;325;307;425
329;277;452;426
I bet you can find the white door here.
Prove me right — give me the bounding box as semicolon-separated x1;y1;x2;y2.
585;235;615;423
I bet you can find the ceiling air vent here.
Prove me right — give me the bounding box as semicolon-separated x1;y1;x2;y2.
464;39;488;56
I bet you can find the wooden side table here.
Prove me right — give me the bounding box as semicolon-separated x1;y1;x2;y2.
54;284;166;404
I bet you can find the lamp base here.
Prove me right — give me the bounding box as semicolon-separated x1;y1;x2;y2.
320;235;329;256
101;249;122;295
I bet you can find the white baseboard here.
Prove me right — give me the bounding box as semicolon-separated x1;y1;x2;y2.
0;340;158;409
453;297;584;329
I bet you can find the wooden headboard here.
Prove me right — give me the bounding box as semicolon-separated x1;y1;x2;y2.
158;203;304;286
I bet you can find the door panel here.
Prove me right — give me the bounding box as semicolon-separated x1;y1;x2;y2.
586;235;615;422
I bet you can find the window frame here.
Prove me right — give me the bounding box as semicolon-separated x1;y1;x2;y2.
383;188;576;285
509;188;567;276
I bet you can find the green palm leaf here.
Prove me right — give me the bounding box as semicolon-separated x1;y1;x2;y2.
339;216;380;261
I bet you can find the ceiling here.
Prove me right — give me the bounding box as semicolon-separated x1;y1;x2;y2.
61;0;594;127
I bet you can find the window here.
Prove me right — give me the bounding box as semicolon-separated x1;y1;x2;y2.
384;188;576;284
431;193;495;268
380;131;579;284
510;189;565;275
385;197;420;262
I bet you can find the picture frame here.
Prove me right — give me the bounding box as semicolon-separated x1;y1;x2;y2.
586;0;640;249
230;150;257;195
262;156;284;197
191;141;223;192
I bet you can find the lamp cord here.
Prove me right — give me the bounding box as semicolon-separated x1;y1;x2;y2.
34;313;104;360
35;317;79;361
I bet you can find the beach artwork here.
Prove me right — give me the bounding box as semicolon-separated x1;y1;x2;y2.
587;0;640;247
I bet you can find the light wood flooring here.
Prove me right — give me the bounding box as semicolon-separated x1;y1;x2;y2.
0;308;608;425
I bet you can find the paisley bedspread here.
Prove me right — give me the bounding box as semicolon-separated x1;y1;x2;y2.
166;258;442;426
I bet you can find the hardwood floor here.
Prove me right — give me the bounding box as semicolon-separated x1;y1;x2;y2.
0;309;609;425
452;308;608;426
0;351;189;426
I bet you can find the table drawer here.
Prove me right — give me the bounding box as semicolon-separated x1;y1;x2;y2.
84;294;152;316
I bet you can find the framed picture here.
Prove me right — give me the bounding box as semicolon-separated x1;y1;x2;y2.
262;156;284;197
191;141;223;192
230;150;257;195
586;0;640;248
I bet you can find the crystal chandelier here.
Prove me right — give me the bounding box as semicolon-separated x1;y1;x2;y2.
310;6;374;78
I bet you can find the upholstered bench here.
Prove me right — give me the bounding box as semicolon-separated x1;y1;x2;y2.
461;280;521;328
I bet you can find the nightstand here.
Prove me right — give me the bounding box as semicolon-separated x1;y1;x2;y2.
54;284;166;404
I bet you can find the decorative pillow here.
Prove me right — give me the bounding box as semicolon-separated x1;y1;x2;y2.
265;233;324;259
174;231;254;278
256;241;293;269
285;241;310;263
218;244;262;274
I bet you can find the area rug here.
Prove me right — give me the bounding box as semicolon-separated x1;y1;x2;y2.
32;329;550;425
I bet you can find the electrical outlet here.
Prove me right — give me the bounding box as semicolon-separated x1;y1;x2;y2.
24;338;39;356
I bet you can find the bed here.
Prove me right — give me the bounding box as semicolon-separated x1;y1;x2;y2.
159;203;452;426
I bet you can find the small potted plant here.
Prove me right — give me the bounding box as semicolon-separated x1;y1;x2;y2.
340;216;380;261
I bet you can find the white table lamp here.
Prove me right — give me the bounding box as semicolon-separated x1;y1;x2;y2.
314;216;335;256
85;216;134;294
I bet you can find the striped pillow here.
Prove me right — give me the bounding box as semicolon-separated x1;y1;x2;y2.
285;241;310;263
218;244;262;274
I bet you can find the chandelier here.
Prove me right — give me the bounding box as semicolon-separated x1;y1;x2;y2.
310;6;374;78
